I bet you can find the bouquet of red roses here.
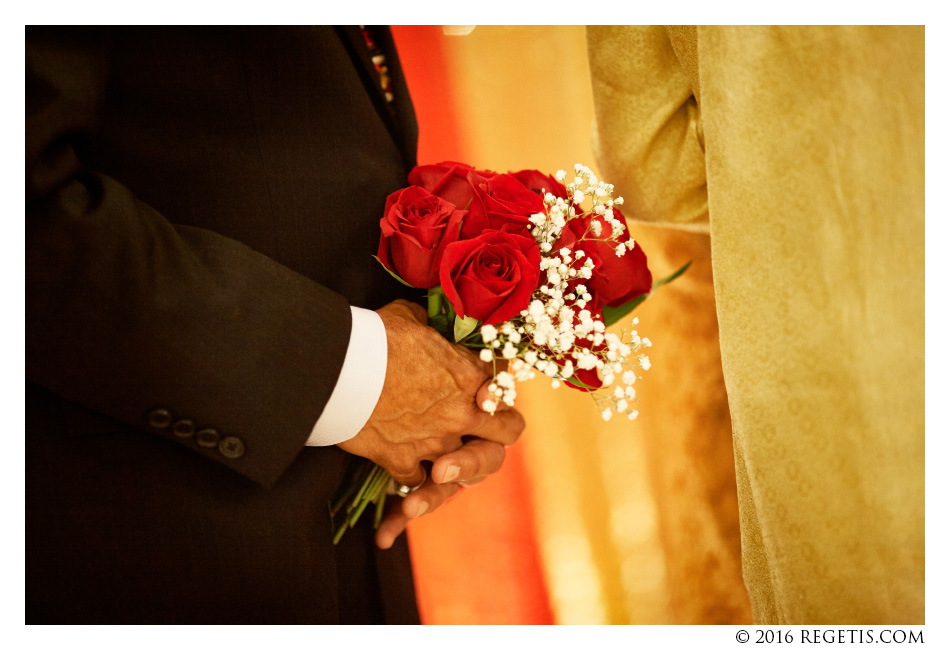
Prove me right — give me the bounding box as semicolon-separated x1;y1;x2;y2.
329;161;687;542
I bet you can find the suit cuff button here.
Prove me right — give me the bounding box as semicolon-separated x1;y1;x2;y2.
147;408;172;429
218;436;245;459
172;419;195;438
196;428;220;448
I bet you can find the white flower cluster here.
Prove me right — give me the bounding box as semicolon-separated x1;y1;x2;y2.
477;164;651;420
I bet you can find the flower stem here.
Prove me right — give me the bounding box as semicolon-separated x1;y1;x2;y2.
428;287;443;319
331;460;393;544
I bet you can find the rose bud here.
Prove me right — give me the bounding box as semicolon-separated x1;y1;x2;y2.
555;208;652;309
440;230;541;325
545;311;608;393
408;161;496;209
509;168;569;200
566;327;608;392
461;173;546;238
377;185;465;288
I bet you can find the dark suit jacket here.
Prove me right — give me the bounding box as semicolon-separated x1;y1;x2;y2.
25;26;421;624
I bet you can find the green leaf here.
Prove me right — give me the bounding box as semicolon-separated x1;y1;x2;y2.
602;295;648;328
454;314;480;342
566;375;599;392
602;261;692;328
372;255;416;288
653;260;692;290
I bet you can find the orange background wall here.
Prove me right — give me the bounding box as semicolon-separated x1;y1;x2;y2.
392;25;553;625
391;25;750;625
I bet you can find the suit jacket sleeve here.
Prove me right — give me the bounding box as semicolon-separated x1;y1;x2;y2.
587;25;709;232
26;28;353;488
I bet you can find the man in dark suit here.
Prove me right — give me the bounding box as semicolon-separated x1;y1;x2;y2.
25;26;522;624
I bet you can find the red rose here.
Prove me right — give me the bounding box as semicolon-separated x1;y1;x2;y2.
555;208;652;310
461;173;545;238
408;161;496;209
509;168;568;200
377;185;464;289
440;230;541;324
533;309;608;393
567;314;609;392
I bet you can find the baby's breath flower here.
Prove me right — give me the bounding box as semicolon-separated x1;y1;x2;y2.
561;360;574;378
451;165;655;430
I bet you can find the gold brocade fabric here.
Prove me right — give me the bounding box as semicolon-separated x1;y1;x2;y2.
587;26;925;623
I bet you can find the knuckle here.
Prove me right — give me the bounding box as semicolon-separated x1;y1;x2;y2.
390;453;419;480
426;436;457;460
462;406;481;426
471;441;505;476
457;450;478;477
466;411;489;436
408;302;427;319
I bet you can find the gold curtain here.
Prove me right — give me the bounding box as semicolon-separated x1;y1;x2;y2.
433;25;751;624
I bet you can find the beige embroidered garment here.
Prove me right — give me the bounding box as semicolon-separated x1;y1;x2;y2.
587;26;924;623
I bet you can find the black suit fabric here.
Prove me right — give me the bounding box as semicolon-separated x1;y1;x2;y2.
26;26;420;624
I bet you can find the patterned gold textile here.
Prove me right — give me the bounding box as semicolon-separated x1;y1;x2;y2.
587;26;925;623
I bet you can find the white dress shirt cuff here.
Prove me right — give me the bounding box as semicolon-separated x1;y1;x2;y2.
306;306;387;446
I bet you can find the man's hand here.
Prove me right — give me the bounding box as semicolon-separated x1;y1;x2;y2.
337;298;524;499
374;437;507;549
